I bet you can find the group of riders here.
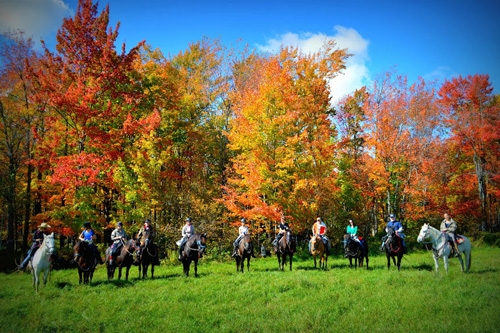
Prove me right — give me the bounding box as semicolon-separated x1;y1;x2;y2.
19;212;463;270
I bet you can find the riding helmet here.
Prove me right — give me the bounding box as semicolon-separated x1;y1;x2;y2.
186;217;192;222
83;221;91;228
241;218;246;224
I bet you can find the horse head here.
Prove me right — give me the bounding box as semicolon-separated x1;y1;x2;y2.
197;233;207;254
44;233;56;256
417;223;430;243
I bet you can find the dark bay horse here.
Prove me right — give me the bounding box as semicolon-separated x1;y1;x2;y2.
310;235;328;269
105;239;136;280
383;227;404;271
73;240;97;284
235;234;254;273
180;233;207;277
137;235;160;279
344;234;369;269
276;230;296;271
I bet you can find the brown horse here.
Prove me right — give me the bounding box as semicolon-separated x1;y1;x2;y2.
235;234;254;273
276;230;296;271
310;235;328;269
383;227;404;271
180;233;207;277
105;239;136;280
73;240;98;284
344;234;369;269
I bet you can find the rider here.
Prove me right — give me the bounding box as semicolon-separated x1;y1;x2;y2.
232;218;249;257
379;214;406;253
19;222;50;271
440;213;460;257
311;217;330;254
79;221;104;264
178;217;195;260
344;219;363;257
109;221;127;266
136;219;158;264
273;215;289;249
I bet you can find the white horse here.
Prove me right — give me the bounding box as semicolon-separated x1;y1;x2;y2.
417;224;471;273
29;232;56;292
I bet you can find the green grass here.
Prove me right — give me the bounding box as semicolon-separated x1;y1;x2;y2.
1;247;500;333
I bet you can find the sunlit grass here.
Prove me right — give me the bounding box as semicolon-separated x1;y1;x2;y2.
1;247;499;332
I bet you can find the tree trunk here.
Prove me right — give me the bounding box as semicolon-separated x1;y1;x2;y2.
473;153;488;230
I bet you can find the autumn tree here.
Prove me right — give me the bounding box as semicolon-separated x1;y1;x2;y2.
31;0;148;232
361;71;442;232
224;42;350;233
438;74;500;230
0;30;41;250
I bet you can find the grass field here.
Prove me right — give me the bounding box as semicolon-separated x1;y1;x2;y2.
1;246;499;333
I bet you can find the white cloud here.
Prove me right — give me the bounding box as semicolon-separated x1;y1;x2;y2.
0;0;72;45
257;26;371;105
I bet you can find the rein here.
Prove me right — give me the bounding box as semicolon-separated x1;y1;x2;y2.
120;239;136;256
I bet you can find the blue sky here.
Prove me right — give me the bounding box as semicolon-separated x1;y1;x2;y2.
1;0;499;103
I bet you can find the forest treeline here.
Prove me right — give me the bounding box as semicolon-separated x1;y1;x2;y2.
1;0;499;252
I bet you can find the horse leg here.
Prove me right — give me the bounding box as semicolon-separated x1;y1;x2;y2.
247;256;250;272
386;255;391;270
194;259;199;277
78;269;83;284
456;254;465;273
397;256;401;271
432;254;439;272
125;266;130;281
466;250;471;272
151;263;155;279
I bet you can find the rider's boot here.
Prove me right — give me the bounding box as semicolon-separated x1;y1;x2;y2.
109;256;113;266
454;243;460;257
231;246;238;258
379;241;385;252
178;248;183;261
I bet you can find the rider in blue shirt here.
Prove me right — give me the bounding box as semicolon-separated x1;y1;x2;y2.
79;221;104;264
380;214;406;253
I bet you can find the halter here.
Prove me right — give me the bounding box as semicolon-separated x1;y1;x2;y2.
41;235;56;256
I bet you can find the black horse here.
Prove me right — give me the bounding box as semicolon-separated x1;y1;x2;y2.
73;240;97;284
344;234;369;269
235;234;255;273
383;227;404;271
105;239;136;280
137;236;160;279
276;230;296;271
180;233;207;277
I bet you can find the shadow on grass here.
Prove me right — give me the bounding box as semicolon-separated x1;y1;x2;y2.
90;279;135;287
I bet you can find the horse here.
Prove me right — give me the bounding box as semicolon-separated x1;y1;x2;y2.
180;233;207;277
382;227;404;271
105;239;136;280
30;232;56;292
73;240;98;284
310;235;328;269
276;230;296;271
417;223;472;273
137;238;160;279
235;234;254;273
344;234;369;269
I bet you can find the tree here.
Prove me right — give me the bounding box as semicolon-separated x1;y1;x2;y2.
225;42;350;232
438;74;500;230
31;0;147;231
0;30;41;250
361;71;442;231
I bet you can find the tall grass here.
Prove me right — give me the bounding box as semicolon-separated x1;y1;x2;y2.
1;247;499;333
